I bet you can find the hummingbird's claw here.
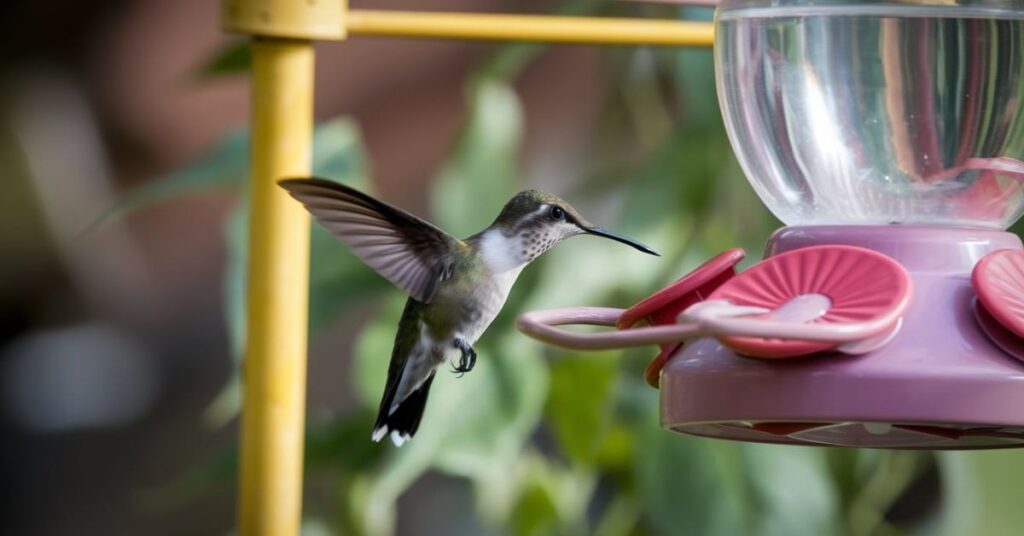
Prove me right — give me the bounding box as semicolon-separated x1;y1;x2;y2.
451;338;477;376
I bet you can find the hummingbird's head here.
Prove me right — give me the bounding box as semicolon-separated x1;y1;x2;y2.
477;190;657;270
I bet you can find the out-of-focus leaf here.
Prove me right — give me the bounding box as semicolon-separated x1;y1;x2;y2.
85;129;248;233
300;518;335;536
197;40;250;79
432;334;548;476
431;78;522;237
305;408;388;473
203;201;247;425
741;444;841;536
512;474;561;536
509;453;595;536
634;420;749;536
593;494;641;536
935;451;1024;536
352;294;406;409
148;411;375;513
92;118;366;231
143;445;237;513
634;409;841;536
545;351;619;465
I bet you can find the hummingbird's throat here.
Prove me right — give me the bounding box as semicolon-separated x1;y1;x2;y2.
481;230;544;272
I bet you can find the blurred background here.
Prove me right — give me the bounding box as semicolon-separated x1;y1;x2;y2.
2;0;1023;535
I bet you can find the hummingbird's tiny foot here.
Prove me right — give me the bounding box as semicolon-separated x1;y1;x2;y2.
451;338;477;375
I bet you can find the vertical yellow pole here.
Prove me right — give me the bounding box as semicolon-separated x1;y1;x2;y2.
222;1;345;532
239;38;314;536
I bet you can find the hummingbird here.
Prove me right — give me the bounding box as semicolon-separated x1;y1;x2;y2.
279;178;657;446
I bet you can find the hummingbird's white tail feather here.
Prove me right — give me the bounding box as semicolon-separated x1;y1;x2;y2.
390;431;410;447
372;370;436;447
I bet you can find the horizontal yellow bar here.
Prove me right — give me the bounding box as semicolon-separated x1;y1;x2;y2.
345;10;714;47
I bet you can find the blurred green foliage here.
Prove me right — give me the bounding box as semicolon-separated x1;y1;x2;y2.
111;3;1024;536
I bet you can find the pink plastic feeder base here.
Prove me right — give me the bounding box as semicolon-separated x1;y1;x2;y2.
660;226;1024;449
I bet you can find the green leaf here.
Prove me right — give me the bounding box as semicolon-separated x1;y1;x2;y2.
509;454;596;536
545;351;620;465
430;78;523;237
202;200;247;426
91;117;367;232
432;334;548;478
936;451;1024;536
146;410;378;514
741;444;841;536
511;474;561;536
196;40;251;79
352;294;406;409
634;425;749;536
85;128;248;233
633;411;842;536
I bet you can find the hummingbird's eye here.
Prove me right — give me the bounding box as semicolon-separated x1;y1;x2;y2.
550;206;565;220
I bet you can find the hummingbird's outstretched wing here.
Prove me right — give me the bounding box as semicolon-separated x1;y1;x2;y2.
280;178;461;303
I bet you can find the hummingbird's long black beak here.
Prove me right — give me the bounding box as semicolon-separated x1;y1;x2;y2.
584;226;659;256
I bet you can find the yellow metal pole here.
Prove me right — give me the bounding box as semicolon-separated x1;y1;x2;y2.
346;10;714;47
238;38;314;536
223;2;345;535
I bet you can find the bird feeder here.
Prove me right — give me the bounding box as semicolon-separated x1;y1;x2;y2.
518;0;1024;449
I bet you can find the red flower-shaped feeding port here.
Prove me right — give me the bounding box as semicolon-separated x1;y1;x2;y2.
618;248;745;387
707;245;913;359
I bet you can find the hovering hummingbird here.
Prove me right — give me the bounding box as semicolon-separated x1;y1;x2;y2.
280;178;657;446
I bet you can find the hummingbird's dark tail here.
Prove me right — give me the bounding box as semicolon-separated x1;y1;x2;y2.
371;372;436;447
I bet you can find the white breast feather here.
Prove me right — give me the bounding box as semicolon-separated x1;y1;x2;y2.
466;230;527;342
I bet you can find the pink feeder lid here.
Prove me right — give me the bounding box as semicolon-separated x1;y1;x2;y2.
617;248;745;387
973;249;1024;343
708;245;913;358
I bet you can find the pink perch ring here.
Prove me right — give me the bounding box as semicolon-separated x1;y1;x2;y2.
516;245;912;362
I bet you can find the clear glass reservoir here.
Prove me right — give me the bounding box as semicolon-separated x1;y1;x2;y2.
716;0;1024;228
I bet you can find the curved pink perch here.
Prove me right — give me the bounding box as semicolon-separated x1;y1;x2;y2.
694;309;905;341
516;297;908;353
516;307;703;350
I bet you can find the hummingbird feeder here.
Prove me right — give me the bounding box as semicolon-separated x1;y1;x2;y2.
517;0;1024;449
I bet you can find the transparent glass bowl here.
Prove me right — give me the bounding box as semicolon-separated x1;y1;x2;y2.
716;0;1024;229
